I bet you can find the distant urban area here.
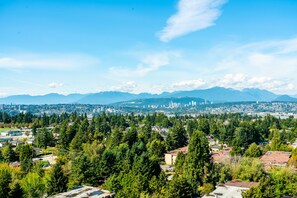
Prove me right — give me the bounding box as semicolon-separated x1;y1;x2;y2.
2;101;297;118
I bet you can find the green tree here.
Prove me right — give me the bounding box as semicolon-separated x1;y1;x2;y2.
59;121;69;149
230;157;264;182
230;145;243;156
35;128;54;149
244;143;262;158
198;183;214;196
0;163;12;197
147;139;165;158
166;121;187;151
2;144;16;162
46;164;68;196
243;175;275;198
270;129;290;151
123;126;138;147
270;129;283;151
288;148;297;167
138;122;152;144
197;118;210;135
20;172;45;198
9;180;24;198
107;128;123;148
165;176;192;198
19;144;34;173
271;167;297;197
174;152;186;175
184;130;210;193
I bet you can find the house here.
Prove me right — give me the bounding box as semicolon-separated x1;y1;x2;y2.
207;135;219;146
49;186;115;198
33;155;58;166
165;146;188;165
1;132;8;136
7;130;22;136
203;180;259;198
10;140;23;147
211;148;231;163
0;142;7;148
152;126;169;139
9;161;21;167
260;151;291;167
211;145;221;152
0;137;13;142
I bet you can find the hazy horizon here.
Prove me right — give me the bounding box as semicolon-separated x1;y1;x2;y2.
0;86;295;98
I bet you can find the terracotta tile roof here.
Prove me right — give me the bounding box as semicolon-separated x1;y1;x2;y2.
167;146;188;156
225;180;259;188
260;151;291;166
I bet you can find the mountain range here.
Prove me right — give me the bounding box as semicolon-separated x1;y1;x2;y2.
0;87;297;105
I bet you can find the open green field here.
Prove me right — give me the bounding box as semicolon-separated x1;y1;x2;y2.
0;128;15;132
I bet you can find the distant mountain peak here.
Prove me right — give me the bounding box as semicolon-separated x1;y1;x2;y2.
273;95;297;102
0;87;295;105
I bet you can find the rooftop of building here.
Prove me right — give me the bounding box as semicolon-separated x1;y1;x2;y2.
166;146;188;156
224;180;259;188
49;186;115;198
260;151;291;165
211;149;231;163
203;180;259;198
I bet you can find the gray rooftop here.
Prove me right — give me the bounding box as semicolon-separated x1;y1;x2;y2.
49;186;115;198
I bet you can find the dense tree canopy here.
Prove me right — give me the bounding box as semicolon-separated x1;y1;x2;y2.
0;112;297;197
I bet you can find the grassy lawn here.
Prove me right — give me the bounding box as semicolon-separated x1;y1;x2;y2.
0;128;15;132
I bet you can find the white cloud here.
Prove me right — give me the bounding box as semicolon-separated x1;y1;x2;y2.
171;79;207;90
158;0;227;42
109;51;179;77
135;52;171;75
148;74;297;94
214;37;297;79
0;53;100;70
110;81;138;93
217;74;287;91
48;82;64;89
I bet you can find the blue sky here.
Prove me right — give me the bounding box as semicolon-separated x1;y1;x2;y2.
1;0;297;96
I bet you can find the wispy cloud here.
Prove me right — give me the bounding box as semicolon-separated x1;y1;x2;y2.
110;81;137;93
214;37;297;78
158;0;227;42
48;82;64;89
0;53;100;70
109;51;179;77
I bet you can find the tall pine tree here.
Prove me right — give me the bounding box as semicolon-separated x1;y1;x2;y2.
184;130;210;194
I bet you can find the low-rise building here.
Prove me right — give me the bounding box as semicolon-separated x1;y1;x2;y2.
49;186;115;198
260;151;291;167
165;146;188;165
10;140;23;147
9;161;21;167
203;180;259;198
8;130;22;136
211;148;231;163
0;142;6;148
211;145;221;152
0;137;13;142
1;132;7;136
